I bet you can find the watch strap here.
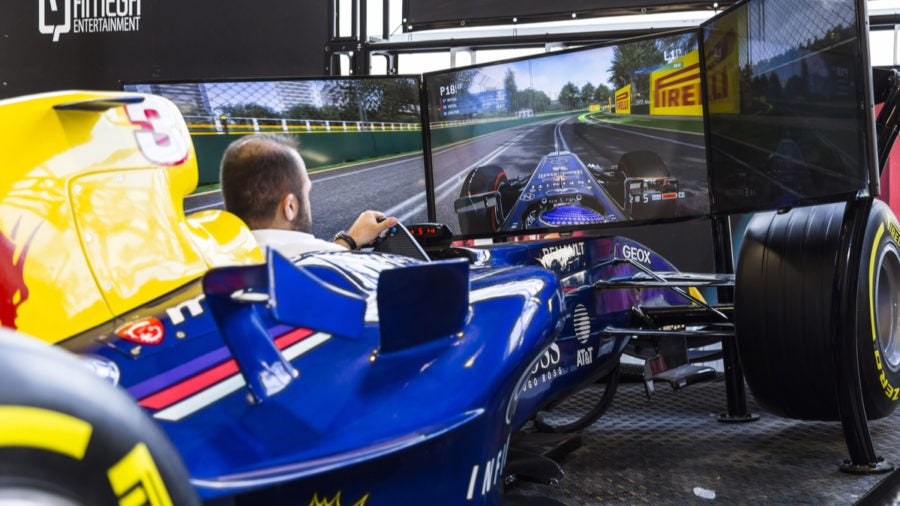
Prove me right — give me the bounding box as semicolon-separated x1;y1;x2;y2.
333;231;357;250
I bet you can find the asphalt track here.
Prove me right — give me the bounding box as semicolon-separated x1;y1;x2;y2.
305;154;429;239
430;114;709;234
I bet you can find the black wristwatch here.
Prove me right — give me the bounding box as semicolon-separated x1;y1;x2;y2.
333;231;358;250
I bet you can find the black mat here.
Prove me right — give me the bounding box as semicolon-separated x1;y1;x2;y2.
507;378;900;505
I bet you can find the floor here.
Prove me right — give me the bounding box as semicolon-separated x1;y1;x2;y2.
506;377;900;505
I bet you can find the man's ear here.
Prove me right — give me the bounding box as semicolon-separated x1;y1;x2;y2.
280;193;298;222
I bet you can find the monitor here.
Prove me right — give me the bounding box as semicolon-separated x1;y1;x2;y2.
422;31;711;240
124;76;430;241
701;0;877;214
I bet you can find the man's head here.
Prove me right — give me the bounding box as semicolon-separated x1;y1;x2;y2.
219;134;312;232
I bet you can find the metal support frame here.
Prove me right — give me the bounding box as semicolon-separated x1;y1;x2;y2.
325;0;372;76
711;216;758;423
450;47;476;68
370;51;399;74
835;198;892;474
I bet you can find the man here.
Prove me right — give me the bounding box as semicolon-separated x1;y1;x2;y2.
219;134;398;257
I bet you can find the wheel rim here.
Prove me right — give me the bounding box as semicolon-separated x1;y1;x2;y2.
875;243;900;371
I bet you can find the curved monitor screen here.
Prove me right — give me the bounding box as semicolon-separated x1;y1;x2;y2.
423;31;710;239
124;76;429;241
702;0;875;214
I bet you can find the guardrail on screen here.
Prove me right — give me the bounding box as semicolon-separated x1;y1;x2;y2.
184;115;421;135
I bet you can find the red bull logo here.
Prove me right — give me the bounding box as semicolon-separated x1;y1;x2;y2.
0;219;40;329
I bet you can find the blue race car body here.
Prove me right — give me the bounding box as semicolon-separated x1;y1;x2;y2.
65;248;567;503
65;235;683;504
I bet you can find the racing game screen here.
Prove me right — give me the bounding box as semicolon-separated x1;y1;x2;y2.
702;0;875;214
124;76;429;241
423;31;710;239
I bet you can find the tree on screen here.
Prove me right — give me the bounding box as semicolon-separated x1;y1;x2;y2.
609;39;665;104
593;83;612;107
322;78;421;123
518;88;552;113
558;82;581;110
580;83;596;108
504;68;518;113
219;103;279;119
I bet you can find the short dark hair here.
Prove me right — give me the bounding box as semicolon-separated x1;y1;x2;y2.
219;134;306;228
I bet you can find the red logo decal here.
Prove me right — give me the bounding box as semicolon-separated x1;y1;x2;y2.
1;219;40;330
116;318;165;345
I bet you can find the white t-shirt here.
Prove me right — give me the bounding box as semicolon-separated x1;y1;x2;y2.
251;228;346;259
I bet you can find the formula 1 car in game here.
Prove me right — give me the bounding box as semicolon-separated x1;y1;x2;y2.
453;149;683;236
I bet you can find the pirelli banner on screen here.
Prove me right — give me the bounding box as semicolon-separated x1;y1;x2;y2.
703;2;744;115
614;85;631;115
0;0;327;99
650;50;702;117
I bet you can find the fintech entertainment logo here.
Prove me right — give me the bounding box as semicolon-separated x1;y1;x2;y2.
39;0;142;43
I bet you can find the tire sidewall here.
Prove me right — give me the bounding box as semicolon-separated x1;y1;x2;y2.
857;200;900;419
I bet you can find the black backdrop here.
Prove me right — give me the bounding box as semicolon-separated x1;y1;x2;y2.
403;0;729;30
0;1;328;99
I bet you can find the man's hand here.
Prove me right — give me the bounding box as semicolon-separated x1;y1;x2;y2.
337;210;399;249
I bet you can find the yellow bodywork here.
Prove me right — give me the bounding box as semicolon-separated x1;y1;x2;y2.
0;91;262;343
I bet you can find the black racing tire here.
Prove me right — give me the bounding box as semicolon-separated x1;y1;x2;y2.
458;165;511;234
0;329;199;506
735;200;900;420
617;151;670;179
532;362;621;433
